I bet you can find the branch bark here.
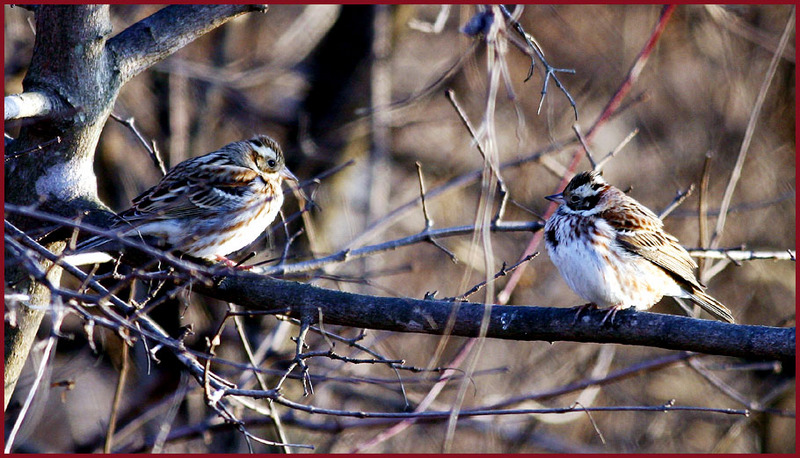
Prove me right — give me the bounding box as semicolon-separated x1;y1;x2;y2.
198;273;795;363
108;4;268;84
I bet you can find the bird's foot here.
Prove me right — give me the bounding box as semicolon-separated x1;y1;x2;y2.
215;255;253;270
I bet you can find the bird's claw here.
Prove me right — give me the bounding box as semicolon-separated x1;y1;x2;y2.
571;303;598;324
599;305;623;326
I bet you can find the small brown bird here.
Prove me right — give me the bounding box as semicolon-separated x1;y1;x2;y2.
544;170;735;323
78;135;298;262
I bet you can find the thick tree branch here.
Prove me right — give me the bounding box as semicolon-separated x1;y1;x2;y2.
108;4;268;84
198;273;795;363
4;91;67;120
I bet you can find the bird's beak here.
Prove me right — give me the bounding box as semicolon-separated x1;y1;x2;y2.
280;167;299;183
280;167;314;205
545;192;565;204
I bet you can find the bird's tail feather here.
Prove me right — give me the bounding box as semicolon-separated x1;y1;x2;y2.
689;289;735;323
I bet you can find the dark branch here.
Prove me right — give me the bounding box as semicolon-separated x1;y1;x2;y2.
197;273;795;363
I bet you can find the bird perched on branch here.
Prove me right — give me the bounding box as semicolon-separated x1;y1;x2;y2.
544;170;735;324
75;135;300;265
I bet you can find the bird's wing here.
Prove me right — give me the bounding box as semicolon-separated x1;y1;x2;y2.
601;199;703;289
119;161;258;223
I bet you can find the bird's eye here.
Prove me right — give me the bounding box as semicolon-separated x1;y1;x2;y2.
569;195;580;203
267;159;277;168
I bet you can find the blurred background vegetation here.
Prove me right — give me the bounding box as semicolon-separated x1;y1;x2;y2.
4;4;795;453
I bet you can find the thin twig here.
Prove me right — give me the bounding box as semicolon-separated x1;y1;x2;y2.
659;184;695;219
572;123;596;170
349;338;477;453
688;358;790;415
698;152;713;277
104;337;130;453
110;112;167;176
5;306;65;453
341;89;645;256
499;5;578;119
229;305;291;453
150;374;191;453
230;387;751;420
415;161;457;262
3;135;62;162
686;248;796;262
444;88;508;197
454;252;539;301
416;162;434;229
252;221;543;276
594;128;638;172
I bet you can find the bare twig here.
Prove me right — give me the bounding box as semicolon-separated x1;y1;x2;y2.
594;128;638;172
253;220;543;276
110;113;167;176
4;136;62;162
350;338;477;452
229;305;291;453
408;5;451;33
686;248;796;262
688;358;791;415
341;89;645;257
231;387;751;420
104;338;130;453
499;5;578;119
415;162;458;262
572;124;596;170
444;88;508;205
659;184;695;219
454;252;539;301
4;305;65;453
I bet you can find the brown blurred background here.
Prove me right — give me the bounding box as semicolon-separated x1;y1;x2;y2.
4;4;795;453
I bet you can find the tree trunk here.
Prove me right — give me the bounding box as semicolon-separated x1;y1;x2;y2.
4;3;266;411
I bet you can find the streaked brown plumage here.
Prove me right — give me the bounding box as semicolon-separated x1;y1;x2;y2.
544;170;735;323
78;135;298;261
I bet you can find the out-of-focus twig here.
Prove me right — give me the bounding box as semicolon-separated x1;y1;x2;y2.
710;7;795;248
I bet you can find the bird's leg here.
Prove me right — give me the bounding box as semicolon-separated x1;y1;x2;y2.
571;303;598;324
214;255;253;270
